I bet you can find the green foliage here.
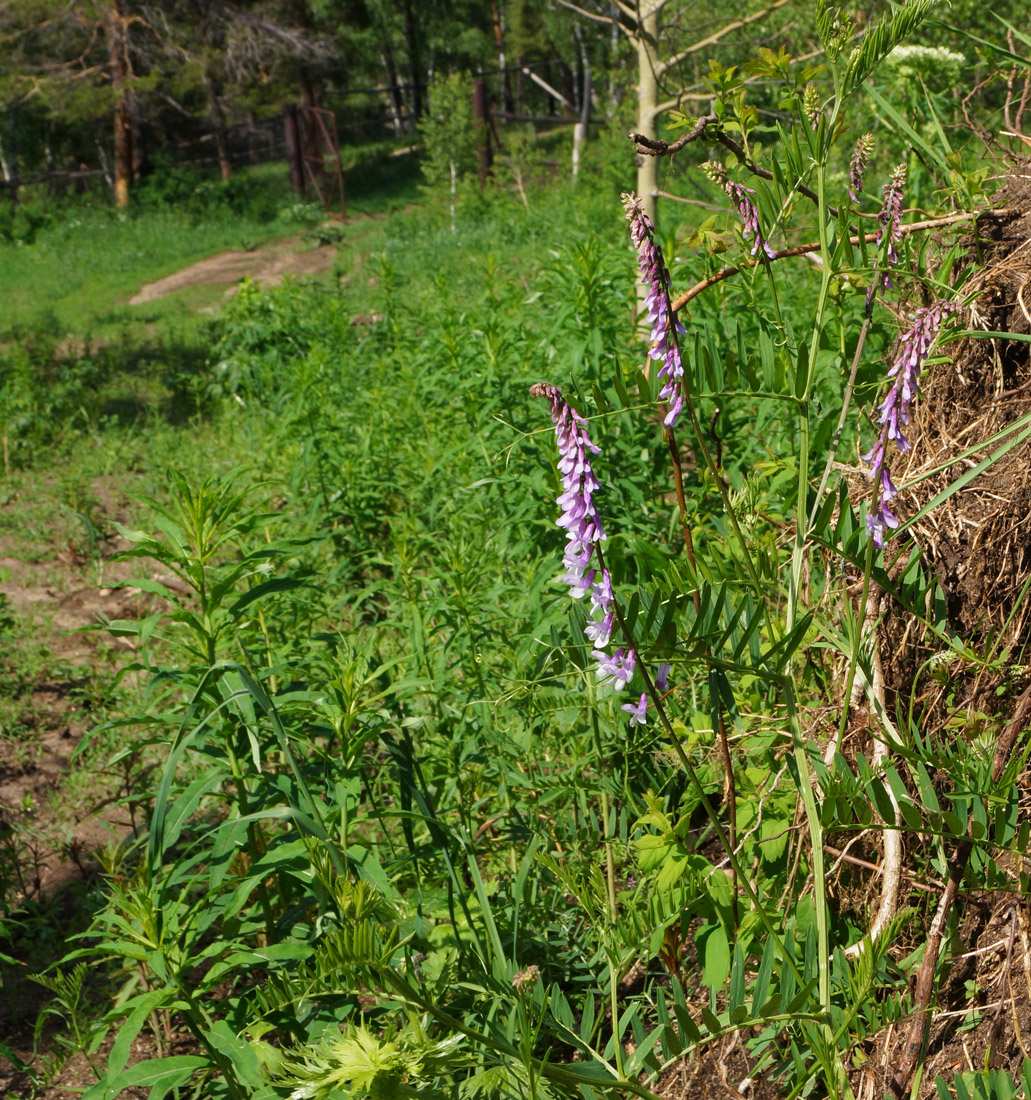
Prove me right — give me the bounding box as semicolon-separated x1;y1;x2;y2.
7;11;1031;1100
419;71;481;189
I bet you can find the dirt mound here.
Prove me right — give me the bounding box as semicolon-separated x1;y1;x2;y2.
128;234;335;305
898;168;1031;648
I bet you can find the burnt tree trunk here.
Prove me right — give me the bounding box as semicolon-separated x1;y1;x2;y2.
284;105;304;194
205;70;232;181
299;73;324;188
492;3;511;112
129;88;148;180
471;78;492;188
108;1;133;208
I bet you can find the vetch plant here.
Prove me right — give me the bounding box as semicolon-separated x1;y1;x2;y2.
622;193;685;427
863;299;961;546
848;133;874;204
703;161;776;260
531;381;648;711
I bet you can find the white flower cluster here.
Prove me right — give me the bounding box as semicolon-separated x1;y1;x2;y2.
886;45;965;69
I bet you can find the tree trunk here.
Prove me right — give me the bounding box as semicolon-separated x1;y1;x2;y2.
400;0;423;118
96;135;114;188
449;159;456;234
247;111;259;165
299;73;324;188
205;71;232;181
0;119;10;200
2;107;17;207
608;4;622;119
108;2;132;208
129;87;148;180
284;105;304;194
572;28;591;181
572;63;591;180
492;4;511;113
635;3;660;225
381;42;406;135
471;78;492;188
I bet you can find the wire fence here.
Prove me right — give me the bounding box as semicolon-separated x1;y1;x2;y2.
1;60;597;206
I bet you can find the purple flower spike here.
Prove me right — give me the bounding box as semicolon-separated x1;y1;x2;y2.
868;162;906;301
862;299;959;547
849;134;874;204
876;164;906;265
622;692;649;728
533;380;674;704
532;382;623;678
622;193;686;428
704;163;777;261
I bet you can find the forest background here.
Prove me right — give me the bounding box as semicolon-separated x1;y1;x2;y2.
6;2;1031;1100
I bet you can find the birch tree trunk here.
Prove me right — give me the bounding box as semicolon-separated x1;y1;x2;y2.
449;159;456;234
635;2;660;225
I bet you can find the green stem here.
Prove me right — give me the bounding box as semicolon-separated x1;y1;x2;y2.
223;731;276;941
609;954;624;1077
589;685;619;924
596;543;804;989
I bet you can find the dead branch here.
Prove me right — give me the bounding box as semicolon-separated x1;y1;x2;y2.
656;0;797;76
552;0;633;36
630;121;827;210
669;209;1018;313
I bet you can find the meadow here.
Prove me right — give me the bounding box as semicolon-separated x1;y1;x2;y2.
4;13;1031;1100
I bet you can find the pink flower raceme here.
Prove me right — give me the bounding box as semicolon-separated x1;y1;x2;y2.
862;300;959;547
530;382;605;601
531;382;674;728
873;163;906;291
704;163;776;261
622;192;685;428
531;382;621;676
849;134;874;204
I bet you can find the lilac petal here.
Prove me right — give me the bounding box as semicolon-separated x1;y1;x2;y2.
621;692;649;727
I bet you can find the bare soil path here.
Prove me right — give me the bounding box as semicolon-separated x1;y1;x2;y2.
128;233;336;304
0;478;157;1097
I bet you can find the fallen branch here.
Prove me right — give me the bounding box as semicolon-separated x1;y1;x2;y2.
890;682;1031;1098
